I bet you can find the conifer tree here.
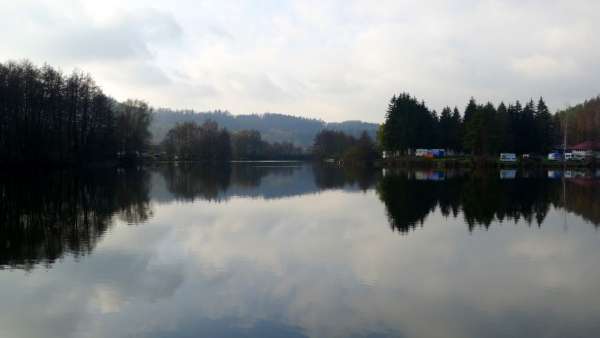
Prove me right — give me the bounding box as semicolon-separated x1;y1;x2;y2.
450;107;462;152
462;98;480;154
535;97;554;153
496;102;512;152
522;100;536;153
439;107;453;149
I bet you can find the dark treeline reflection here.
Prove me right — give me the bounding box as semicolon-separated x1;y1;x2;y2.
377;169;600;233
0;168;152;270
159;164;232;202
563;178;600;225
312;163;378;191
4;164;598;268
154;163;378;202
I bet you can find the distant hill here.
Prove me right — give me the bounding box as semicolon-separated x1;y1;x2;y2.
150;109;379;148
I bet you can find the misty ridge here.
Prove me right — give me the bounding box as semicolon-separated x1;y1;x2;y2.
151;109;379;147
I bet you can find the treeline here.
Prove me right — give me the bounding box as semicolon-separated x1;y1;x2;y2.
151;108;379;147
312;130;378;165
162;121;231;161
556;96;600;145
161;121;306;161
231;129;305;160
379;93;560;156
0;61;152;165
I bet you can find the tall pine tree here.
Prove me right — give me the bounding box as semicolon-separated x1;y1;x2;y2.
535;97;555;153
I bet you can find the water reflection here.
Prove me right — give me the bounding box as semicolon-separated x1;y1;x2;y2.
154;162;377;202
377;169;600;233
312;164;378;191
1;164;600;338
0;164;374;270
561;177;600;224
3;165;600;270
0;168;152;269
158;164;232;202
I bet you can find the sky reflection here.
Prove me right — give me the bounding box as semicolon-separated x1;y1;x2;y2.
1;165;600;338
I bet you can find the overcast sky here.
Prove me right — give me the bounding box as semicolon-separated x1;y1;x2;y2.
1;0;598;122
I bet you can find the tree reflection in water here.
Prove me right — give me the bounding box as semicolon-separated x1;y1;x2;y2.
376;169;600;233
157;164;600;233
158;162;379;202
0;168;152;270
312;163;378;191
158;163;232;202
2;164;599;270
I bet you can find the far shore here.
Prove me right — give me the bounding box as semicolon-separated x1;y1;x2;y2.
378;156;599;169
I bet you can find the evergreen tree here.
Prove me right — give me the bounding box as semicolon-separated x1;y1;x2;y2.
508;101;523;154
535;97;555;153
496;102;512;152
429;109;440;148
380;93;438;154
439;107;453;149
450;107;462;153
521;99;537;153
482;102;500;154
463;98;478;126
463;101;498;156
462;98;480;154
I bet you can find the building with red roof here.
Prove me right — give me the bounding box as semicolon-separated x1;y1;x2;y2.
570;141;600;159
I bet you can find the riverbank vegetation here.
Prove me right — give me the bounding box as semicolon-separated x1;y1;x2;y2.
0;61;310;166
161;121;306;161
312;130;378;165
556;96;600;145
161;121;232;162
0;61;152;166
150;108;378;147
379;93;560;157
231;129;305;160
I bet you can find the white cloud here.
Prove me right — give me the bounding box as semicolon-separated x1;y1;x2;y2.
0;0;599;121
511;54;579;78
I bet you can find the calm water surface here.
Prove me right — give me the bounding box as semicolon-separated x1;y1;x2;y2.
1;164;600;338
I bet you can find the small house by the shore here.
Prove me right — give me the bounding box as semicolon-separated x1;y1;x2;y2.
570;141;600;159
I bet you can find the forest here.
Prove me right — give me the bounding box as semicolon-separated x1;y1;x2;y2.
151;108;379;147
160;120;307;161
379;93;560;156
556;96;600;144
0;60;377;165
311;129;378;165
0;61;152;165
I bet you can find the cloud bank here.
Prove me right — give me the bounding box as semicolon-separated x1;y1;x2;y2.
1;0;598;121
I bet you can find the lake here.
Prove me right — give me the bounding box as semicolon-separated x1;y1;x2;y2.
1;163;600;338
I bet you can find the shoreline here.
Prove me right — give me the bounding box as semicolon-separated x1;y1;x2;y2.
378;157;598;169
